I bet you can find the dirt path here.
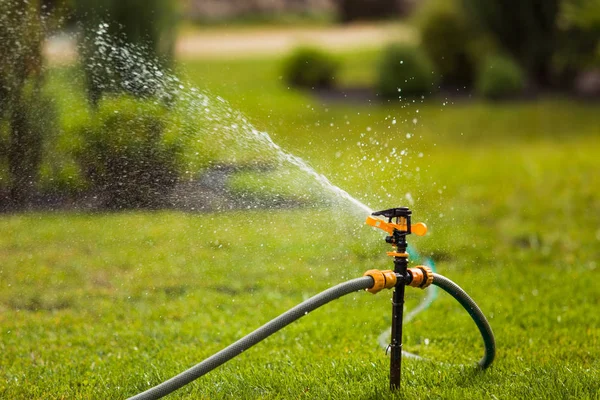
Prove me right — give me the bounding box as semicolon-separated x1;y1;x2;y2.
176;23;413;59
45;23;414;63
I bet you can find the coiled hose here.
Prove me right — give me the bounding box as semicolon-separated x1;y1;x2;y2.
128;276;375;400
431;273;496;369
129;273;495;399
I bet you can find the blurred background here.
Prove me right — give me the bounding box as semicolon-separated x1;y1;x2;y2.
1;0;599;210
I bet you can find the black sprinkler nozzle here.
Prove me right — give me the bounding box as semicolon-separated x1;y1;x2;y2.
372;207;411;221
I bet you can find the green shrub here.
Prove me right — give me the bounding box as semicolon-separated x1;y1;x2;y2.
37;68;91;197
462;0;560;86
554;0;600;81
75;96;183;209
476;54;526;99
417;0;478;87
282;47;340;89
0;0;58;207
376;43;438;99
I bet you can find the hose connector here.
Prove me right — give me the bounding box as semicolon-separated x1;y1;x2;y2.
363;269;397;294
407;266;434;289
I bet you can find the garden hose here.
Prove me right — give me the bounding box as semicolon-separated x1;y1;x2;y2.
431;272;496;369
129;271;495;399
128;276;375;400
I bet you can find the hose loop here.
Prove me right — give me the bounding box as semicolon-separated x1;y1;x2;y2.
431;273;496;369
129;272;496;399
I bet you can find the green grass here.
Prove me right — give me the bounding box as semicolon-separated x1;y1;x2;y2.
2;50;600;398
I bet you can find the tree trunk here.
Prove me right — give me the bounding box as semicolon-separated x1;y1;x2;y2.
8;98;42;207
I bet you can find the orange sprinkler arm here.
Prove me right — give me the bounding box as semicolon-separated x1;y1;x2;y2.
365;216;428;236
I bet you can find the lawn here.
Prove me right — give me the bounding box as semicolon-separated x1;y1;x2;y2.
1;48;599;399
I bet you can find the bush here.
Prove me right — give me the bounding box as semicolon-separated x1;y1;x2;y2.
554;0;600;82
417;0;478;87
376;43;438;99
75;96;183;209
0;0;58;207
476;54;526;99
0;88;58;206
282;47;340;89
462;0;560;86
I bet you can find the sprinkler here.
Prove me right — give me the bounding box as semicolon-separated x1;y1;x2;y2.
366;207;496;390
129;207;495;400
365;207;429;389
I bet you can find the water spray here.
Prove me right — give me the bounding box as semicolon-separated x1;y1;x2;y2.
33;24;493;398
129;206;495;399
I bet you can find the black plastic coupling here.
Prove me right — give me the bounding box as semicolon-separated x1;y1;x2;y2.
394;272;411;286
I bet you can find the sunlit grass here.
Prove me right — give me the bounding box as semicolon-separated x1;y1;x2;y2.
1;50;599;398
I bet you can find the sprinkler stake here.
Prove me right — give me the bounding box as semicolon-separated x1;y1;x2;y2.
366;207;428;390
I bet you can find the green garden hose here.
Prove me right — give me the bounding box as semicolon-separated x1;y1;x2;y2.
128;276;375;400
128;272;495;399
431;273;496;369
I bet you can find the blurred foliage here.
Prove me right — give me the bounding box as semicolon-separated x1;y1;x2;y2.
555;0;600;80
75;0;178;103
74;95;184;209
416;0;479;88
462;0;560;87
36;67;90;197
282;47;340;89
0;88;59;203
408;0;600;90
0;0;59;208
476;54;526;100
376;43;438;98
337;0;410;22
560;0;600;33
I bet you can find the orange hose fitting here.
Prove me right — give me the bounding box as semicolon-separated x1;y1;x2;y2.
363;269;398;294
407;266;434;289
387;252;409;258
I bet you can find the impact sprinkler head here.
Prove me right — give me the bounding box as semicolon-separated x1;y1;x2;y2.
366;207;427;240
